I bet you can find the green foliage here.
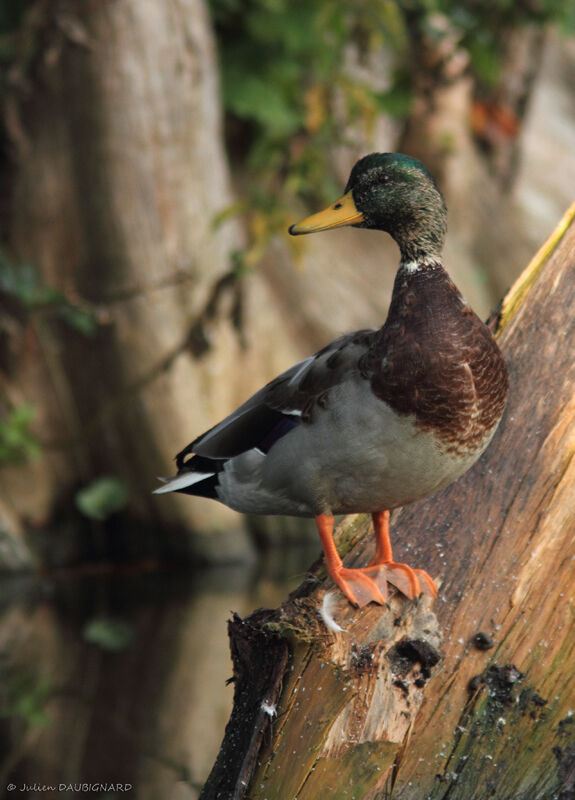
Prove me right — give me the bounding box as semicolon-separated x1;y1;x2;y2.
56;303;99;337
82;617;134;652
211;0;573;167
211;0;405;192
434;0;571;86
0;251;98;467
0;668;52;728
0;253;60;307
0;403;40;463
0;249;98;336
208;0;412;265
208;0;571;271
75;476;130;521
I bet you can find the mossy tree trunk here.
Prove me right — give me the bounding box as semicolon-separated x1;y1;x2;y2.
200;203;575;800
0;0;297;566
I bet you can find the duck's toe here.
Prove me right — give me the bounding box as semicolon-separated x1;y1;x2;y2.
330;566;389;607
384;563;438;599
383;563;420;599
413;568;439;598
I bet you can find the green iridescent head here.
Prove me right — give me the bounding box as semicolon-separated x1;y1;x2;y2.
290;152;447;262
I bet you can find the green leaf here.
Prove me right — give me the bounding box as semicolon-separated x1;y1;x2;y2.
75;476;130;520
223;70;302;134
0;404;41;464
373;72;413;118
468;38;502;87
57;303;98;336
0;248;98;336
1;670;52;728
0;254;43;306
83;618;134;652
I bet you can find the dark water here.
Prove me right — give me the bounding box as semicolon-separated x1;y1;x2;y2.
0;547;317;800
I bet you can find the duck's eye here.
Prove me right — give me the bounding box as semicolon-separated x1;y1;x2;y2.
381;173;390;184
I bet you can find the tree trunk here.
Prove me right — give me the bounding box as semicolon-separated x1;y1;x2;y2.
200;200;575;799
0;0;302;565
396;14;553;305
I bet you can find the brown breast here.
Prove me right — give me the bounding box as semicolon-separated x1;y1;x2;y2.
362;263;509;455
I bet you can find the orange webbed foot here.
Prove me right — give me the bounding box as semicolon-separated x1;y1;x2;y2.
413;568;438;598
330;565;389;607
315;511;438;608
383;562;438;599
369;511;439;600
329;563;437;607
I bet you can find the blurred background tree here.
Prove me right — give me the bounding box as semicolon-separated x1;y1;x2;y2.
0;0;574;571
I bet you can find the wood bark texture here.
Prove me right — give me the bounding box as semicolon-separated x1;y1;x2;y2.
201;202;575;800
1;0;238;556
0;0;301;564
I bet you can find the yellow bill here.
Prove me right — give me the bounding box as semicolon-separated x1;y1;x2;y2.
289;190;364;235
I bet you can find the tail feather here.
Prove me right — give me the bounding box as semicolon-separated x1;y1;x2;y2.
154;452;224;498
153;471;215;494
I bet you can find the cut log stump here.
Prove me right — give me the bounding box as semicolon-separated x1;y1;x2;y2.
200;200;575;800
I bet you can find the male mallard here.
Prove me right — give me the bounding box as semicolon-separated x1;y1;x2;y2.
155;153;508;607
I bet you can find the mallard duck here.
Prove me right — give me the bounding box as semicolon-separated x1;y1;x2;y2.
155;153;508;607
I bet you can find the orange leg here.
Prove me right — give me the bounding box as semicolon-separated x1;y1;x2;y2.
316;513;388;606
316;511;438;608
369;511;438;600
